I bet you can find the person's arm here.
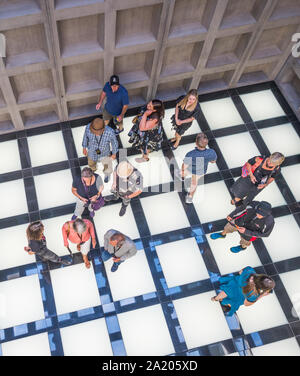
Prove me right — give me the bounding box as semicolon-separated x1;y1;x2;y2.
82;125;90;156
139;111;158;131
90;176;104;202
175;103;180;124
110;132;119;159
111;169;118;191
103;231;110;251
62;224;69;247
96;90;106;111
126;189;142;199
72;186;88;203
88;221;97;248
119;243;137;261
179;116;195;125
117;105;128;121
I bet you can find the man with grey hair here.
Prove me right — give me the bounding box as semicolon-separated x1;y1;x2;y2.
71;167;104;220
105;160;143;216
102;229;137;272
230;152;285;208
62;218;96;269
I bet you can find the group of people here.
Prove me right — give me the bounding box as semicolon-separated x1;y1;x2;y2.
24;75;285;317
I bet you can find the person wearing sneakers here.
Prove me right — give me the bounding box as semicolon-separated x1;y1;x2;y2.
25;221;71;266
177;133;217;204
210;201;275;253
82;117;118;183
105;160;143;216
211;266;275;316
230;152;284;208
96;75;129;135
102;229;137;272
71;167;104;220
62;218;97;269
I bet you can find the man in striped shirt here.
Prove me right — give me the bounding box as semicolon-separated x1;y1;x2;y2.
82;117;119;183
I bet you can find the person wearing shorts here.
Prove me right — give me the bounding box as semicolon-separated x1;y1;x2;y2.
177;133;217;204
62;218;96;269
96;75;129;134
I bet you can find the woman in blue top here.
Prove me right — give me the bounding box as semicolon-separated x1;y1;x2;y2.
211;266;275;316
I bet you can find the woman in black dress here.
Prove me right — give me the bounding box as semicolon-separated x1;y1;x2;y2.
170;89;201;150
24;221;71;265
128;99;165;163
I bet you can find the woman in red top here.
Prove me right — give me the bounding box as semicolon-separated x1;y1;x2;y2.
62;218;96;269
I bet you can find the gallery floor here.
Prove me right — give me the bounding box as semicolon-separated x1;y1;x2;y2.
0;82;299;356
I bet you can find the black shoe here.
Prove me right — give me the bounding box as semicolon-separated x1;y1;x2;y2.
119;205;127;216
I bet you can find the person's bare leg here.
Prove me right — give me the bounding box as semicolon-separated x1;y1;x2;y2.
82;254;91;269
211;291;227;302
187;175;200;198
173;133;182;148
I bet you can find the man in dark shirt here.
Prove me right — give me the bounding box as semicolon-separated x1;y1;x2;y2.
210;201;275;253
96;75;129;134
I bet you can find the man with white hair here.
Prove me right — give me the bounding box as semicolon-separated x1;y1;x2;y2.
62;218;97;269
105;160;143;216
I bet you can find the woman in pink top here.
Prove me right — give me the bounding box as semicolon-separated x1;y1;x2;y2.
62;218;96;269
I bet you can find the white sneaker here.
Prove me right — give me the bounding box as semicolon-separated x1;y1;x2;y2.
185;195;193;204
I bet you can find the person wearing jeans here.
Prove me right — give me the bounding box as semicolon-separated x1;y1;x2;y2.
102;229;137;272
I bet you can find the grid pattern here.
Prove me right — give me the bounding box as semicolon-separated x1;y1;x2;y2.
0;0;300;134
0;81;300;356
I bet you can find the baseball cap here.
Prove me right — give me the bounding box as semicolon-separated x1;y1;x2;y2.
256;201;272;217
110;75;120;86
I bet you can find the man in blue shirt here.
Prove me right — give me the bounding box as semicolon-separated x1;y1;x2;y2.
96;75;129;134
177;133;217;204
82;117;119;183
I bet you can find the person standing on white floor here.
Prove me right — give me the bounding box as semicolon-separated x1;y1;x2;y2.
177;133;217;204
102;230;137;272
62;218;96;269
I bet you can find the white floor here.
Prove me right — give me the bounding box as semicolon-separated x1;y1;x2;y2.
156;238;210;288
117;304;175;356
240;90;286;121
60;318;113;356
200;97;243;130
259;123;300;157
27;132;68;167
0;140;21;174
0;89;299;356
0;179;28;219
50;263;101;316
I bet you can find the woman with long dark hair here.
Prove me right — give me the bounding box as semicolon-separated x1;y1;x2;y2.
170;89;200;150
25;221;71;265
128;99;165;163
211;266;275;316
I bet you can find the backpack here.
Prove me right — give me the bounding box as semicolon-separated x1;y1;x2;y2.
241;157;264;178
